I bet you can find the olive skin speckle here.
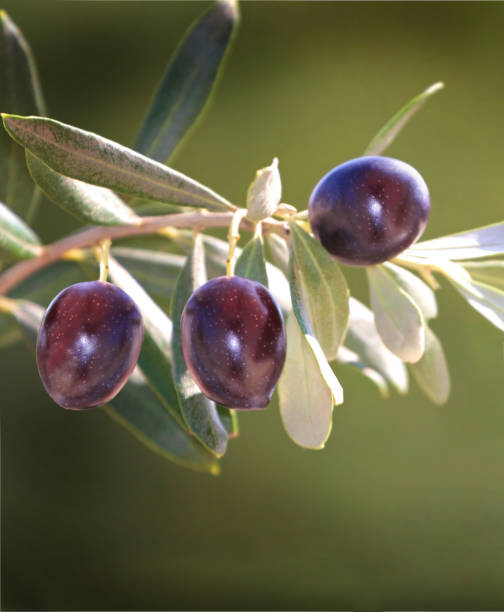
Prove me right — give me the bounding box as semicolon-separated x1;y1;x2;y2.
308;156;430;266
180;276;287;409
36;281;143;409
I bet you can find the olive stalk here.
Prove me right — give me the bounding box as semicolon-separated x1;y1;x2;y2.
0;210;288;297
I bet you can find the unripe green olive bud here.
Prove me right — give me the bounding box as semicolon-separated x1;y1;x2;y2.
246;157;282;222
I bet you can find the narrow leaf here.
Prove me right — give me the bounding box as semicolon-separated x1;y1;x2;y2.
463;260;504;292
2;114;234;211
107;368;220;474
367;265;425;362
336;345;389;398
0;12;45;220
408;222;504;260
235;234;268;286
266;233;289;276
135;0;238;164
364;82;444;156
5;296;216;472
341;297;408;394
0;200;41;259
278;314;334;450
288;260;344;404
170;234;228;457
383;261;438;320
217;405;239;439
289;221;349;361
107;256;185;426
112;247;185;311
410;327;450;405
449;276;504;332
27;152;140;226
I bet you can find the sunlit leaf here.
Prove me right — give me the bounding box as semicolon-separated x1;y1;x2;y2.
450;275;504;332
170;233;228;457
288;261;344;405
336;345;389;398
106;368;220;475
108;256;185;426
289;221;349;361
408;221;504;261
0;12;45;221
364;82;444;156
341;297;408;394
367;265;425;362
135;0;238;164
27;152;140;226
235;234;268;286
383;261;437;320
2;114;234;211
463;260;504;292
410;327;450;405
0;200;41;259
278;314;335;450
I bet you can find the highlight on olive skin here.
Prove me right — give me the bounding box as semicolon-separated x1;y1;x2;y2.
308;156;430;266
180;276;287;409
36;281;143;410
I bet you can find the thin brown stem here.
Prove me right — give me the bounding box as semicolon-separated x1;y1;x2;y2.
0;211;288;296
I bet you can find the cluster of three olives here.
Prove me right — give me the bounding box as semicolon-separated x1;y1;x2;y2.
36;156;430;410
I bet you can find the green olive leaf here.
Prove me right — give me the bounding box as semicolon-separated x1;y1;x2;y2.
383;261;438;320
217;405;239;439
235;233;268;287
336;345;389;398
111;247;185;312
410;326;450;405
266;233;289;276
2;114;234;211
0;200;41;259
449;275;504;332
289;221;349;361
364;82;444;156
339;297;408;395
278;314;335;450
106;368;220;475
107;256;186;427
407;221;504;261
0;12;45;221
135;0;238;164
170;233;228;458
367;265;425;363
288;259;344;406
26;152;140;226
463;260;504;292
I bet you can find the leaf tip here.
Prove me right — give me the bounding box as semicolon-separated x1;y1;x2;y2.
427;81;445;95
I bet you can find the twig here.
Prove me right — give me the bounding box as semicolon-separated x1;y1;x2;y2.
0;210;288;296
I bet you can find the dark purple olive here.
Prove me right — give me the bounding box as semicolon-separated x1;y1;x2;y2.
308;156;430;266
36;281;143;410
180;276;287;409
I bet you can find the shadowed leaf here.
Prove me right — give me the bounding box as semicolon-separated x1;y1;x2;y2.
235;234;268;286
0;11;45;221
170;233;228;457
0;200;41;259
135;0;238;164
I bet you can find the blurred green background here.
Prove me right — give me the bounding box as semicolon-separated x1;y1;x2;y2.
2;1;504;610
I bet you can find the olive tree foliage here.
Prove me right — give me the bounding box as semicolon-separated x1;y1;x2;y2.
0;3;503;474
